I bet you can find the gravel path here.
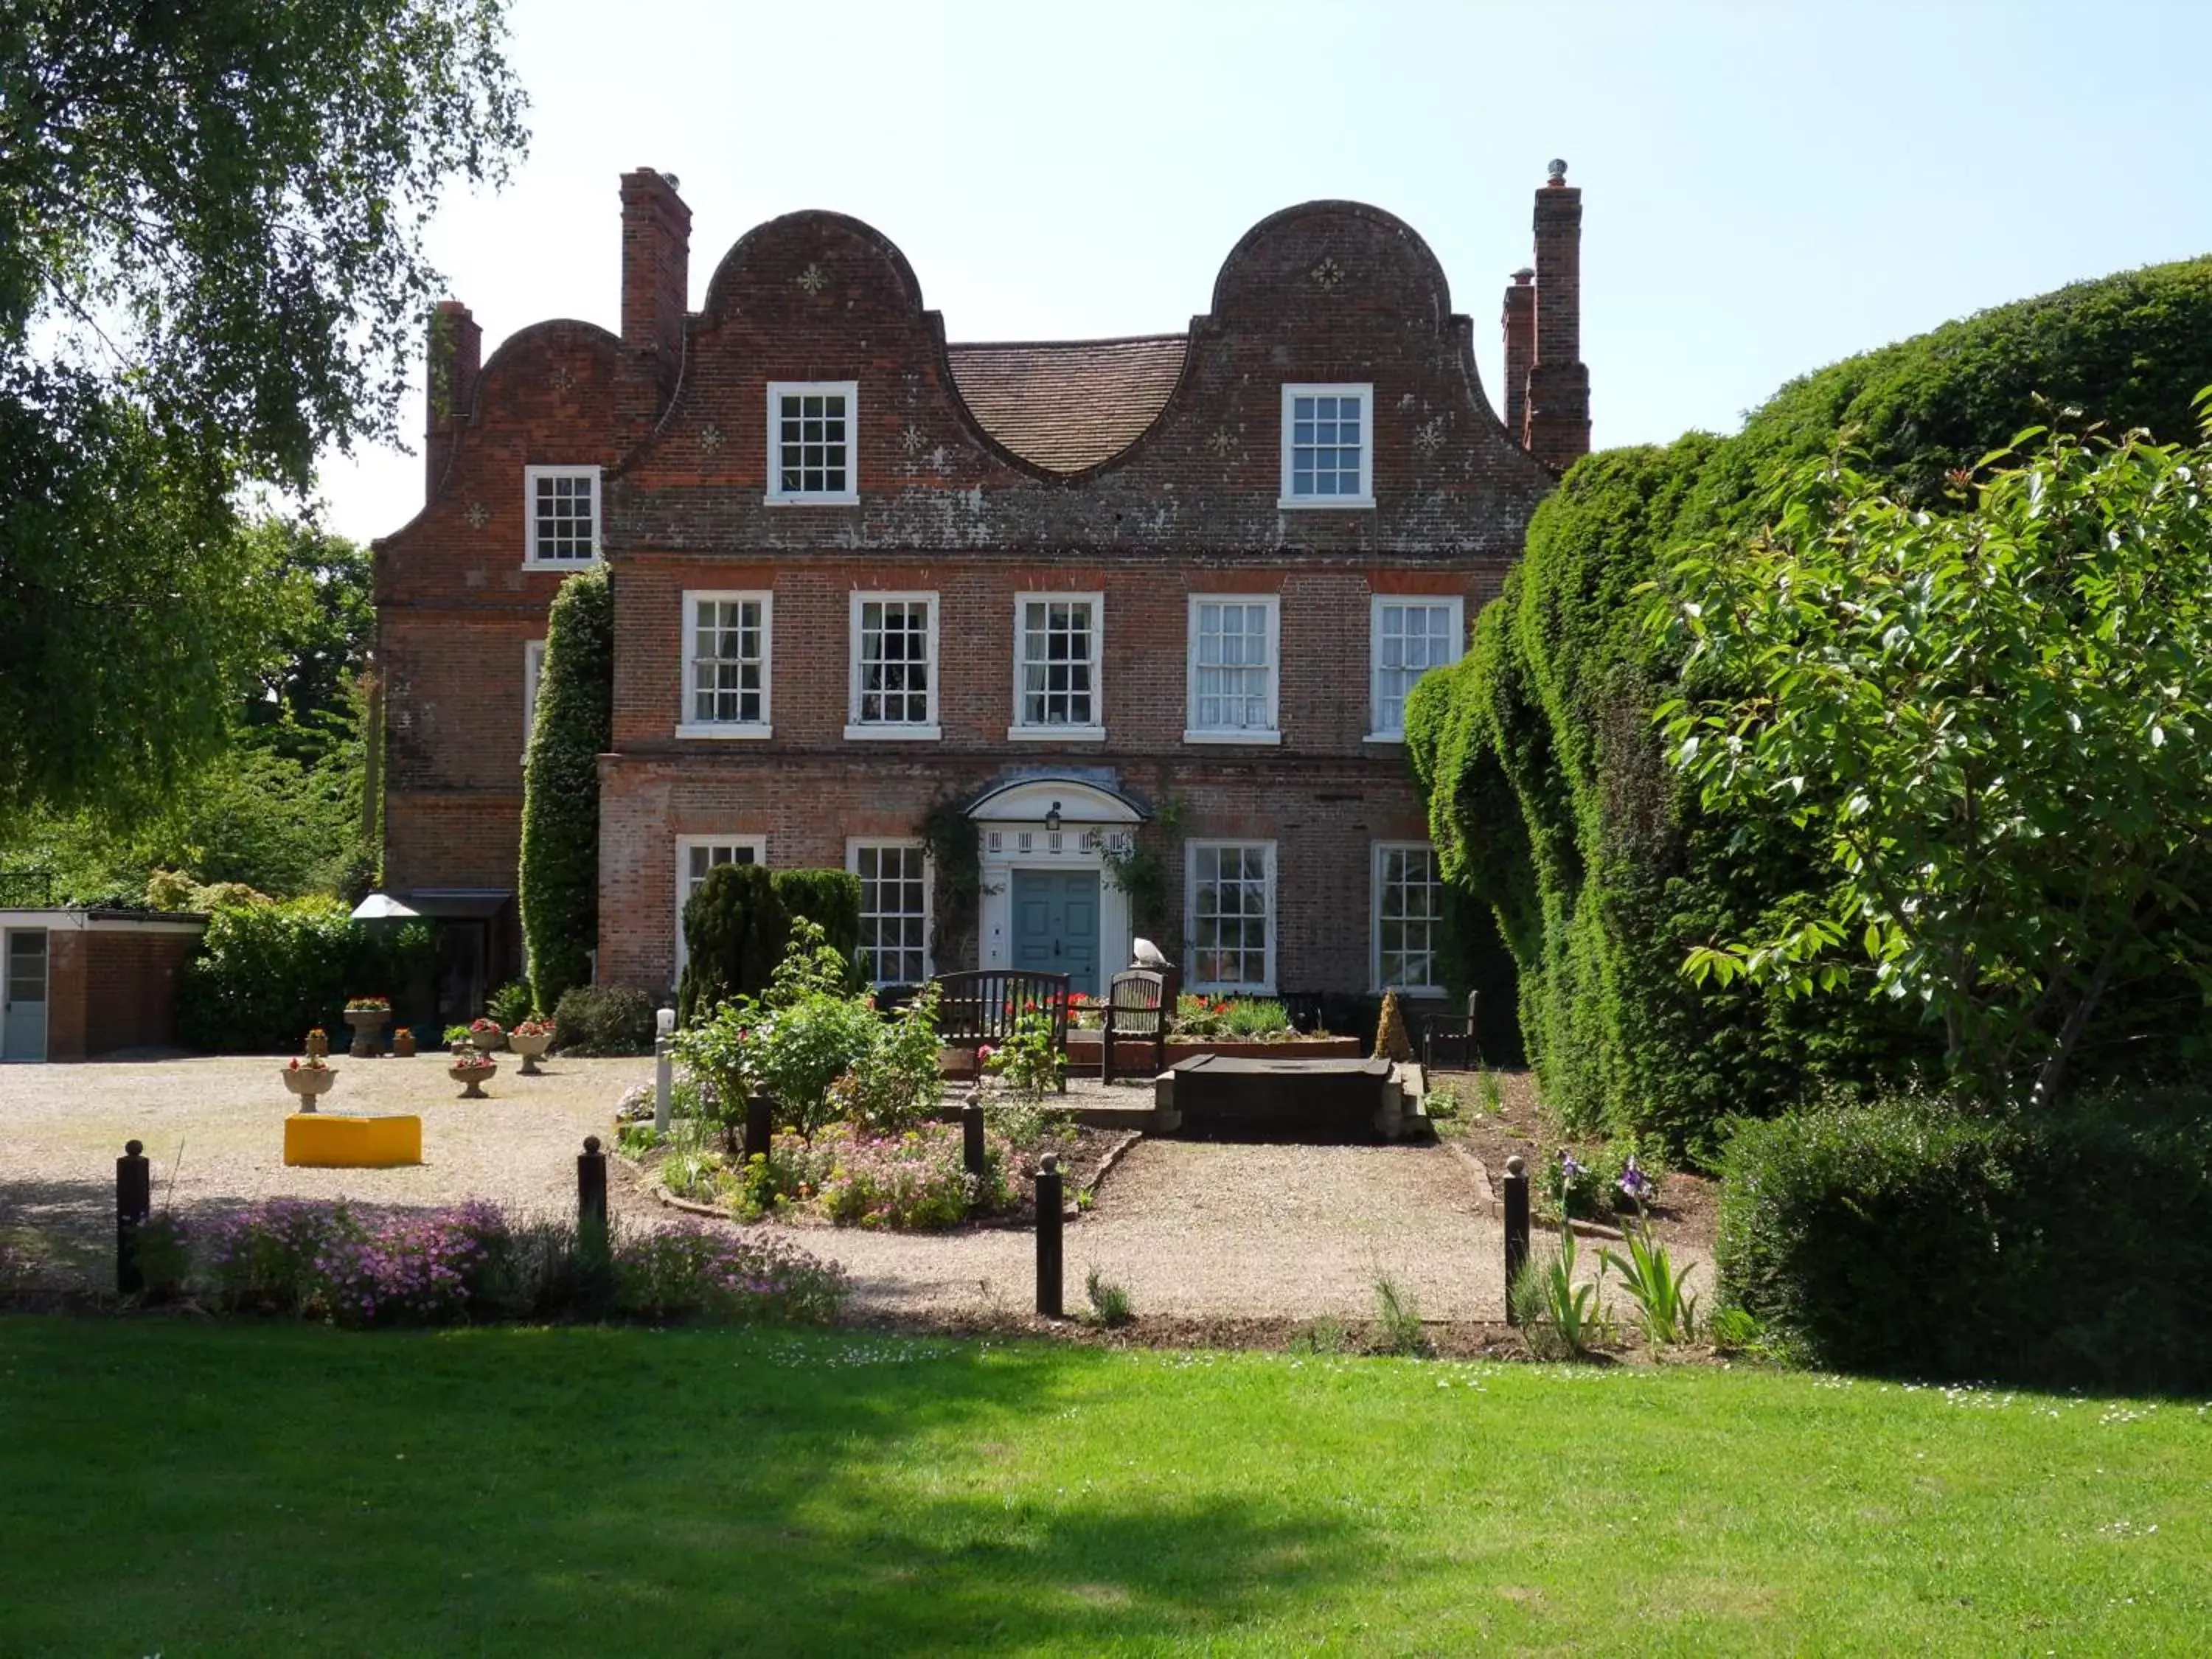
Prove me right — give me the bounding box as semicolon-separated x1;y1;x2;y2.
1;1057;1703;1327
0;1054;654;1287
776;1138;1507;1322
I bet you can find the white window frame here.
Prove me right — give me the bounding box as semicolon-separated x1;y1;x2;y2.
1185;839;1278;993
522;639;546;762
1278;383;1374;509
765;380;860;506
675;590;774;740
1008;590;1106;742
673;835;768;978
1184;594;1282;745
521;465;602;566
846;838;933;988
846;590;942;740
1372;842;1446;995
1367;594;1464;742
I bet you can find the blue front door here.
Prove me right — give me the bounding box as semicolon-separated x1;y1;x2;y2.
1010;870;1100;997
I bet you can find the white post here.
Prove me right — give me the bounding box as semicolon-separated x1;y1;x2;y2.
653;1006;677;1134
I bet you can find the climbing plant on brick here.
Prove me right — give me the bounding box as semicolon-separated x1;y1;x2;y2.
520;566;611;1009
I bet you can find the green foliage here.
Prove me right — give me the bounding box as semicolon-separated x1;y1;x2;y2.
1511;1230;1610;1360
1409;256;2212;1155
175;896;433;1052
1663;422;2212;1110
520;566;612;1009
984;1005;1064;1101
675;865;865;1025
1100;797;1183;940
486;978;536;1026
549;984;655;1057
914;793;984;967
0;3;525;828
831;984;944;1135
1370;1277;1430;1357
1599;1221;1702;1347
1172;994;1293;1039
1717;1093;2212;1389
1085;1267;1135;1329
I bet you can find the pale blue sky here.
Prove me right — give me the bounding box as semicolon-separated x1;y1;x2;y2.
319;0;2212;544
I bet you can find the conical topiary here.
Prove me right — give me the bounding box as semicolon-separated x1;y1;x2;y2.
1374;990;1414;1063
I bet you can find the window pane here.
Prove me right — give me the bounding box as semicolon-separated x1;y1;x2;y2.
1377;846;1441;990
776;389;850;495
856;843;928;984
1190;844;1270;989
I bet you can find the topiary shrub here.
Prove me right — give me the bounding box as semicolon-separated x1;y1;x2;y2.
677;862;782;1027
550;984;656;1056
676;865;864;1026
175;896;434;1052
1717;1094;2212;1391
519;566;611;1012
1411;256;2212;1159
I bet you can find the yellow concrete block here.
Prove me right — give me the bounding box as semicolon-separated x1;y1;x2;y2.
282;1113;422;1168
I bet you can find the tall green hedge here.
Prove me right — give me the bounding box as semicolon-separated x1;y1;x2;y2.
1408;257;2212;1158
519;566;611;1011
176;897;434;1052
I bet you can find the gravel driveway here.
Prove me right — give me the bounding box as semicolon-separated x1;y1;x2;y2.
2;1057;1643;1326
0;1053;654;1287
779;1138;1505;1322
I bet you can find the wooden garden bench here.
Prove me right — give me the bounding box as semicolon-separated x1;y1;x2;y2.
929;968;1071;1093
1099;967;1171;1085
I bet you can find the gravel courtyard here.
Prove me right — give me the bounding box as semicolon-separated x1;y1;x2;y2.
0;1056;1697;1325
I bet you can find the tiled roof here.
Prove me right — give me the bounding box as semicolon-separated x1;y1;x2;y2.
946;335;1187;474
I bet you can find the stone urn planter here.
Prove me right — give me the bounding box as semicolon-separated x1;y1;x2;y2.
392;1027;418;1058
448;1053;498;1099
282;1063;337;1111
506;1024;553;1075
467;1020;506;1053
344;1008;390;1057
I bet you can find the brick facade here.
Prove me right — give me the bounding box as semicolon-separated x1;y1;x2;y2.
372;164;1592;1006
1;912;205;1062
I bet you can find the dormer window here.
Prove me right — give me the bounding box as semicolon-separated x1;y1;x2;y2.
765;381;858;504
1279;384;1373;508
523;465;600;565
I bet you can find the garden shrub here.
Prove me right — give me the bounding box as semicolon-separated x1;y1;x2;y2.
1717;1094;2212;1390
486;978;536;1026
1409;256;2212;1158
180;1197;846;1327
550;984;656;1056
677;864;866;1024
520;565;611;1012
175;896;434;1052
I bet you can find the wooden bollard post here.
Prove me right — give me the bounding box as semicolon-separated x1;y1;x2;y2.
1034;1154;1064;1318
578;1135;608;1233
743;1092;773;1162
116;1138;151;1295
1502;1154;1531;1324
961;1087;986;1178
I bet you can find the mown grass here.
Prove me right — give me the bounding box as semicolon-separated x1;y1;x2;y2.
0;1317;2205;1655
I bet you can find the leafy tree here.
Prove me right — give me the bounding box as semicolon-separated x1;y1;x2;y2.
0;0;526;830
1659;415;2212;1109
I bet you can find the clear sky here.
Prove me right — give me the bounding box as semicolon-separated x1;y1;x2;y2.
317;0;2212;544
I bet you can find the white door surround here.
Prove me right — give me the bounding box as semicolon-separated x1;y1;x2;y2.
967;776;1146;985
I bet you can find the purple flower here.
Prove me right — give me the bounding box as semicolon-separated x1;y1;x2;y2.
1559;1150;1586;1180
1618;1156;1656;1204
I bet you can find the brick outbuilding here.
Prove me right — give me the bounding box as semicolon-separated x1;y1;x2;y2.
374;164;1591;1020
0;909;208;1063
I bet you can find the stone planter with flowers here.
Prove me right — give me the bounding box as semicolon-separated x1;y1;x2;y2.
506;1016;554;1074
344;995;392;1057
448;1043;498;1099
392;1026;417;1058
281;1054;337;1110
467;1017;505;1053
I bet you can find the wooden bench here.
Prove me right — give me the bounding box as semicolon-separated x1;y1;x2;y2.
930;968;1071;1093
1419;991;1483;1071
1099;967;1171;1085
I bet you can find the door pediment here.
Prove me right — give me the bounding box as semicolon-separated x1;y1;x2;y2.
966;776;1147;826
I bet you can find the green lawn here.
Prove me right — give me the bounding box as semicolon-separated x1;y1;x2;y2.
1;1318;2205;1655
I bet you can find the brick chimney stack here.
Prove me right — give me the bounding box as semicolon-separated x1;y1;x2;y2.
618;167;692;439
424;299;481;500
1522;159;1590;470
1501;268;1535;440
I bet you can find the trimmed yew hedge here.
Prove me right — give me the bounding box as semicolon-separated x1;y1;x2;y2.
1409;256;2212;1158
519;565;611;1012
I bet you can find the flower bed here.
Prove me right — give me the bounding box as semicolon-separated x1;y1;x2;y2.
143;1197;845;1327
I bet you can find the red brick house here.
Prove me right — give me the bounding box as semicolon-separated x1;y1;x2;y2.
373;164;1589;1018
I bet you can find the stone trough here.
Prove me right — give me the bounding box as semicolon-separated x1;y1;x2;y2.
1153;1054;1425;1142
